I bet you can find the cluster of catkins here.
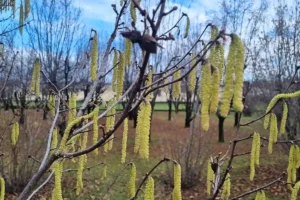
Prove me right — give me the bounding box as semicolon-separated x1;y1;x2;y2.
170;26;244;132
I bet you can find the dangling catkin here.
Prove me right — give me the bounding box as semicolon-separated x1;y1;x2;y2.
108;99;116;151
139;101;151;159
172;162;182;200
52;161;63;200
280;101;288;134
287;145;299;190
90;32;98;81
51;128;58;152
250;132;260;181
219;35;237;117
125;39;132;66
268;113;278;154
76;153;84;195
19;3;23;35
184;15;190;38
103;164;107;179
188;53;197;93
232;34;245;112
49;94;56;116
68;93;77;125
130;2;137;23
93;106;99;155
57;111;94;153
216;43;225;83
116;52;125;98
265;91;300;114
11;122;19;146
255;190;266;200
172;70;181;99
206;160;214;196
210;66;220;114
263;113;270;129
221;173;231;200
129;163;136;198
112;49;118;92
291;181;300;200
25;0;30;19
144;176;154;200
145;69;153;100
134;103;144;153
30;59;40;97
121;118;128;163
0;177;5;200
200;61;211;131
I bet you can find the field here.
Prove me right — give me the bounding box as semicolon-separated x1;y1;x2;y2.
0;110;290;200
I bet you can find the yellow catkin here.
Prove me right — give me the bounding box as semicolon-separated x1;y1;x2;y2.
57;111;94;153
232;34;245;112
216;43;225;82
221;173;231;200
81;130;88;163
172;70;181;99
206;160;214;196
255;190;266;200
19;3;23;35
210;66;220;114
265;91;300;114
144;176;154;200
280;101;288;134
51;128;58;152
11;122;19;146
139;101;151;159
268;113;278;154
173;163;182;200
125;39;132;66
49;94;56;116
188;53;197;93
30;59;40;97
130;2;137;23
90;32;98;81
25;0;30;19
93;106;99;155
116;52;125;98
134;103;144;153
0;177;5;200
250;132;260;181
112;49;118;92
184;15;190;38
291;181;300;200
103;164;107;179
121;118;128;163
264;113;270;129
76;152;85;195
287;145;299;190
52;161;63;200
200;61;211;131
129;163;136;198
68;93;77;125
219;35;239;117
107;99;116;151
145;69;153;101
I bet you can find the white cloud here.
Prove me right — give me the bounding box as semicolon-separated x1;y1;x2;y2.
74;0;116;23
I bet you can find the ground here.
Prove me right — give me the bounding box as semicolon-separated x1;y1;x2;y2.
0;110;292;200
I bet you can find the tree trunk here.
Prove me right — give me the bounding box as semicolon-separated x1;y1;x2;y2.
233;112;239;127
218;115;225;143
168;99;172;121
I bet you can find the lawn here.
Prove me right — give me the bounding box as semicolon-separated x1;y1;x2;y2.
0;110;291;199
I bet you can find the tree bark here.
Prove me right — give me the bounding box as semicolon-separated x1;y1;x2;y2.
218;115;225;143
